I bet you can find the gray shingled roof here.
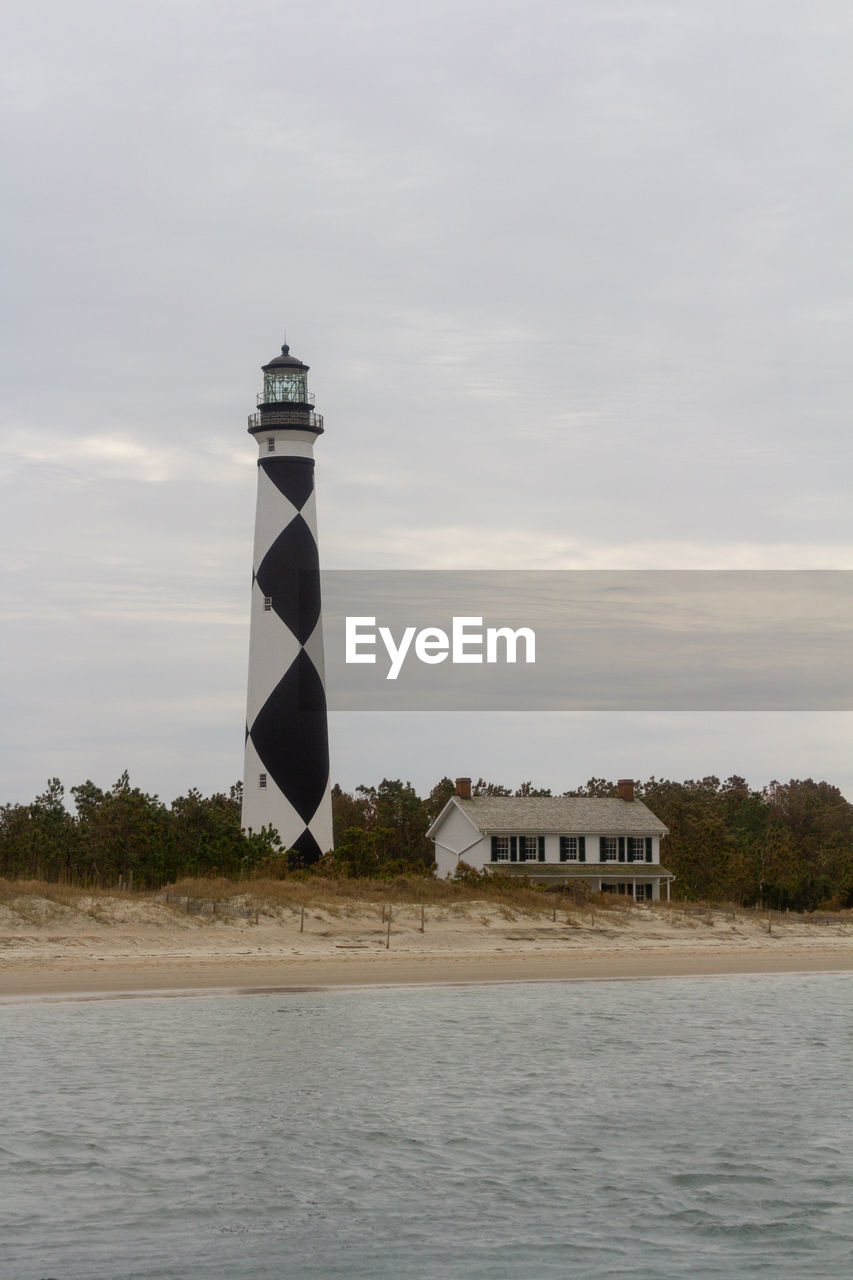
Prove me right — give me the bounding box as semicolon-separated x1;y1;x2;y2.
454;796;668;835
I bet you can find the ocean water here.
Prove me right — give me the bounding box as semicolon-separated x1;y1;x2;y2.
1;973;852;1279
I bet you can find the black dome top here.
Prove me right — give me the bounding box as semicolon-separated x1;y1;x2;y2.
262;343;309;372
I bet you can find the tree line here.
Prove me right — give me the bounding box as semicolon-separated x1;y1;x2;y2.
0;773;275;889
1;772;851;910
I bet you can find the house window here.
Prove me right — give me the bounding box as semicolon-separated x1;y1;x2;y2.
601;837;618;862
560;836;586;863
259;773;267;789
491;835;544;863
518;835;545;863
628;836;653;863
609;883;650;897
267;437;276;453
264;596;272;611
610;881;653;900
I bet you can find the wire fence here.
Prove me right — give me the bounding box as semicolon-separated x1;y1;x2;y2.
155;889;259;923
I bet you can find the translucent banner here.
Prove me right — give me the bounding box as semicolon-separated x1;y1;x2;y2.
318;571;853;711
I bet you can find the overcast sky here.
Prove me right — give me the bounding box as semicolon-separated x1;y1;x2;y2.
2;0;852;806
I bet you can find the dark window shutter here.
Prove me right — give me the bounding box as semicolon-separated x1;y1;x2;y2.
618;836;626;862
579;836;586;863
538;835;545;862
645;837;653;862
559;837;567;863
510;836;517;862
491;835;498;862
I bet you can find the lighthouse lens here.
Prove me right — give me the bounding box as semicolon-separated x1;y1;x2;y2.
264;369;307;404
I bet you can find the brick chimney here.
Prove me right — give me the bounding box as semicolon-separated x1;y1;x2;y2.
455;777;472;799
617;778;635;802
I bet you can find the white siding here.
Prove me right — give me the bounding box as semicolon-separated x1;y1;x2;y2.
432;804;488;878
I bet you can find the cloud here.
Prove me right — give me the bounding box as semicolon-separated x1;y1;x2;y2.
326;522;853;571
0;430;252;487
1;0;852;803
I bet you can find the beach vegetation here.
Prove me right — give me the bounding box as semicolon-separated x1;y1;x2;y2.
0;772;851;912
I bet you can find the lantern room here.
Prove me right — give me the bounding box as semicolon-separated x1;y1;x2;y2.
261;343;309;406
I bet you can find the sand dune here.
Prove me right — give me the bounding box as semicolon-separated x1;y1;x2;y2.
1;891;852;998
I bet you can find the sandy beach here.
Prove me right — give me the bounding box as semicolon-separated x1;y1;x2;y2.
2;889;853;999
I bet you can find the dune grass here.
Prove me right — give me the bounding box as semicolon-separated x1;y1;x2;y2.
2;875;851;932
165;873;588;917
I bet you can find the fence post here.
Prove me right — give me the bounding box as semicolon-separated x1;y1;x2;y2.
386;905;392;949
420;904;425;933
300;905;305;933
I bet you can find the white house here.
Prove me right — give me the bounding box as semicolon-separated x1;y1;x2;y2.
427;778;673;901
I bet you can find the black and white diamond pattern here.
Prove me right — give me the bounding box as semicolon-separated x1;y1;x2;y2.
242;455;333;861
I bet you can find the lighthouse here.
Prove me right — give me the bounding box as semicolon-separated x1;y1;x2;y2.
241;341;333;862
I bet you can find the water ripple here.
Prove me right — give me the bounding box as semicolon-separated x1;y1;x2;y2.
1;973;852;1278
